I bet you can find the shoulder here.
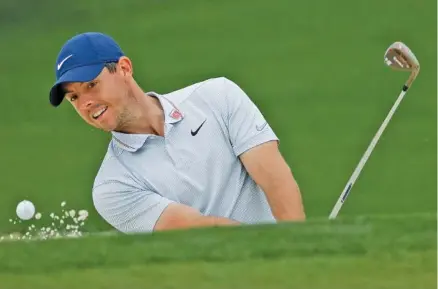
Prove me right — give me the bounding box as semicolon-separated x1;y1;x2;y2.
162;77;237;104
92;141;132;190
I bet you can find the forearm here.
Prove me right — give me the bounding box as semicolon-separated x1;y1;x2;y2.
154;203;240;231
155;216;239;231
266;176;305;221
239;141;306;221
200;215;241;227
262;157;306;221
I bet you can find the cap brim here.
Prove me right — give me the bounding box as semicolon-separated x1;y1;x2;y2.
49;63;105;107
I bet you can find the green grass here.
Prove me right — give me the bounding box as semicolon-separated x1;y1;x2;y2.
1;256;435;289
0;213;436;288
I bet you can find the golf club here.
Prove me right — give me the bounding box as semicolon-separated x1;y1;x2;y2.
328;41;421;220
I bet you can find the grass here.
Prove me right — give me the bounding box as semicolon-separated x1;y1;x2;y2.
0;213;435;288
1;255;435;289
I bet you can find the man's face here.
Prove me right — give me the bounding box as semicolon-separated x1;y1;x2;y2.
62;59;133;132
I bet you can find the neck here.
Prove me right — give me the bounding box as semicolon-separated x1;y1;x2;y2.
113;84;165;136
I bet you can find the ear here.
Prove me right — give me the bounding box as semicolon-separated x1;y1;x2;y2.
117;56;133;76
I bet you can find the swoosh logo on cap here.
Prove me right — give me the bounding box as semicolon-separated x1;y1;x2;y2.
57;54;73;70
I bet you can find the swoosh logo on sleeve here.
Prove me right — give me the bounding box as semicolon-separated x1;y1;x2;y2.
256;122;268;131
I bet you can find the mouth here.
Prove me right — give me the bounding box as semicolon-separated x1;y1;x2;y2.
91;106;108;120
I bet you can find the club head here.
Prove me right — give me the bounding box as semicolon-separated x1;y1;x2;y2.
384;41;420;72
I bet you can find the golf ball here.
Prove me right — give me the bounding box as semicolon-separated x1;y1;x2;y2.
16;200;36;220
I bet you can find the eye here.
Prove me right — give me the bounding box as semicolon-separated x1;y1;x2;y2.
69;94;78;102
87;81;97;89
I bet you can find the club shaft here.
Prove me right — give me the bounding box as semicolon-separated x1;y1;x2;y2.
328;84;412;220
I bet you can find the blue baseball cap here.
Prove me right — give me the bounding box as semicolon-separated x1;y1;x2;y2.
49;32;125;107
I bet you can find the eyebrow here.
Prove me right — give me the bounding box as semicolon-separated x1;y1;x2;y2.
63;82;88;94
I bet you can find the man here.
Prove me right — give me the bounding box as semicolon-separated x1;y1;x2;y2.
49;32;305;233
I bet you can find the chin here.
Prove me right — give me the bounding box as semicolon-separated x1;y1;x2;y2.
99;122;118;132
98;126;114;132
91;114;118;132
86;119;114;132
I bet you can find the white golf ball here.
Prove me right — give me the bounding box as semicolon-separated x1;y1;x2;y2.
16;200;36;220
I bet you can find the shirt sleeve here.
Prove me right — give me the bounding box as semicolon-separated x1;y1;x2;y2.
221;77;279;156
92;178;174;234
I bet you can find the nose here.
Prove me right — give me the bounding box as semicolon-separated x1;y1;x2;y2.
79;95;95;111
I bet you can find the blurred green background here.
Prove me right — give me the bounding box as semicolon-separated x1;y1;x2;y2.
0;0;436;233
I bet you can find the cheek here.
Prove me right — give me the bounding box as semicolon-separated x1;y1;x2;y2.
73;104;92;123
107;78;128;102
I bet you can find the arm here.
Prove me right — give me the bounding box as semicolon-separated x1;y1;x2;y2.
93;179;239;233
219;77;305;221
239;141;305;221
154;203;239;231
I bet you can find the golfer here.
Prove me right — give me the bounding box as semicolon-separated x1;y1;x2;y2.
49;32;305;233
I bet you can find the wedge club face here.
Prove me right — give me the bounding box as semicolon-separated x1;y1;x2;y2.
384;41;420;90
384;42;420;71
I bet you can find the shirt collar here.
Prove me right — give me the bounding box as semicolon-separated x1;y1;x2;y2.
111;92;184;152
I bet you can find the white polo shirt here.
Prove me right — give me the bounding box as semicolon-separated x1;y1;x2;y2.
92;77;279;233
